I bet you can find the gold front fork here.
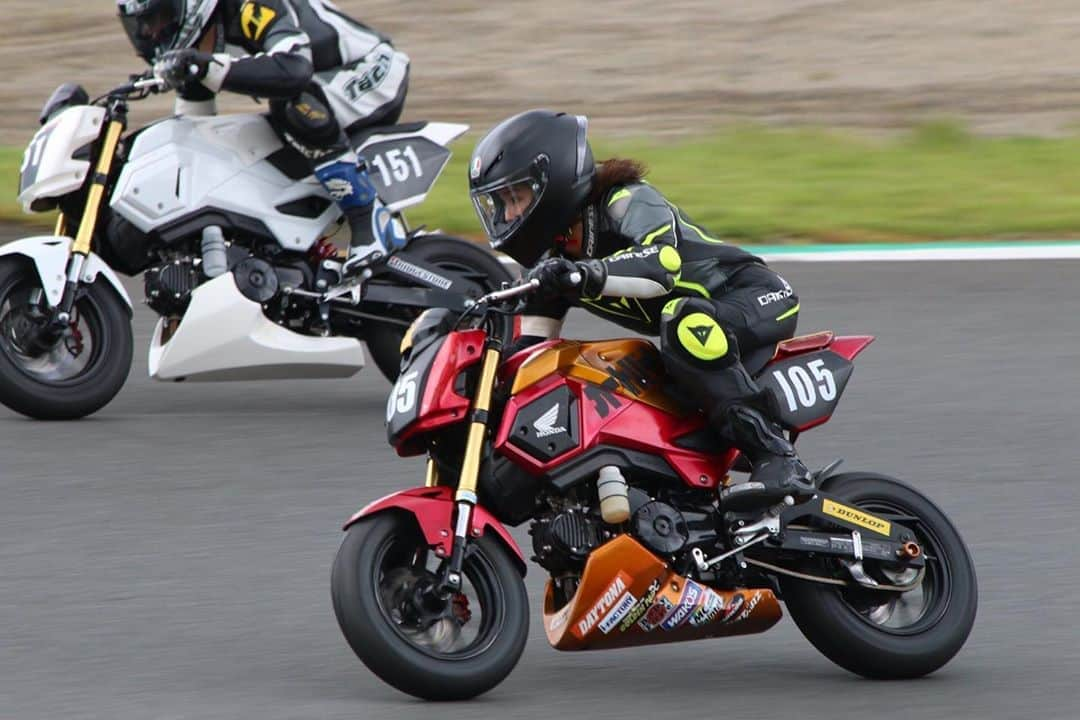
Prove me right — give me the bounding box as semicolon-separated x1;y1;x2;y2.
443;344;502;590
72;119;124;257
424;457;440;488
54;213;67;237
456;347;501;502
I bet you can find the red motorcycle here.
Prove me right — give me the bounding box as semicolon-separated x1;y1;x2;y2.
331;279;977;700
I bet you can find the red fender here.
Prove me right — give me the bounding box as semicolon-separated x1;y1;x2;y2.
829;334;875;361
344;486;527;575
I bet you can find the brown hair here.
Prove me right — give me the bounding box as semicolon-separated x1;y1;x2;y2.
590;158;648;203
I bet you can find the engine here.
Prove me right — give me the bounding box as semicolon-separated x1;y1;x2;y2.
530;506;604;574
144;257;198;316
142;240;317;324
530;486;721;576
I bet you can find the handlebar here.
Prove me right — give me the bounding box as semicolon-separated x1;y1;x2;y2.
471;269;583;307
459;270;582;340
475;278;541;306
133;76;168;92
94;73;167;105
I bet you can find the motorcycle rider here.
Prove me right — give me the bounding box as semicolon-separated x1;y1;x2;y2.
116;0;410;272
468;110;812;511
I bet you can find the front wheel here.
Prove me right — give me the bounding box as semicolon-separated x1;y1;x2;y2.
363;234;515;382
780;473;977;679
0;258;133;420
331;512;529;700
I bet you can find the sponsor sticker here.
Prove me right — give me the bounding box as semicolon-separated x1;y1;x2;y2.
660;581;704;631
733;591;764;624
386;256;454;290
598;592;637;634
574;573;631;638
822;499;892;536
549;604;572;632
637;594;675;632
689;590;726;627
720;593;745;624
618;579;661;632
470;156;482;180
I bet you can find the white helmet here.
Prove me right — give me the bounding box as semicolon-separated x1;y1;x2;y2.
117;0;220;62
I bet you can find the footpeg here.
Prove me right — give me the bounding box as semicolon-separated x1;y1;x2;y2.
342;251;384;277
691;533;771;572
731;495;794;539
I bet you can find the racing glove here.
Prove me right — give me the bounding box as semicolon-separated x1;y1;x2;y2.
154;49;228;91
525;257;606;301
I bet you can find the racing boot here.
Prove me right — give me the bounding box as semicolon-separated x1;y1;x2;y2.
719;403;814;512
313;151;386;274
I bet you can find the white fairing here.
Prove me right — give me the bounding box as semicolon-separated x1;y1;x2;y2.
148;273;364;381
18;106;106;212
0;236;132;309
110;115;340;252
356;122;469;152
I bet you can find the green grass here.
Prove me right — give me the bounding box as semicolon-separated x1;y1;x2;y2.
10;122;1080;242
0;147;25;223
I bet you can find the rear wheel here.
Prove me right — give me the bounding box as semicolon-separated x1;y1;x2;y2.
0;258;132;420
331;512;529;700
363;234;514;382
780;473;977;678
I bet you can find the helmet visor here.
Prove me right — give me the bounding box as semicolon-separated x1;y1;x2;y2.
471;172;547;246
118;0;182;62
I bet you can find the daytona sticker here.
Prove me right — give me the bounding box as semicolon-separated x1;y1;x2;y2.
661;581;704;631
575;573;631;638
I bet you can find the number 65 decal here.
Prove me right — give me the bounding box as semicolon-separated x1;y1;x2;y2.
772;358;836;412
386;370;419;421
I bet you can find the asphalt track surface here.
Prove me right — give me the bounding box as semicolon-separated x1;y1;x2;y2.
3;260;1079;720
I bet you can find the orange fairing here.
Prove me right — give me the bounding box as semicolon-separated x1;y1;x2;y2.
543;535;782;651
511;339;684;415
773;331;835;359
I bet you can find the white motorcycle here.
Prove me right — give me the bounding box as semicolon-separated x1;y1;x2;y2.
3;75;512;420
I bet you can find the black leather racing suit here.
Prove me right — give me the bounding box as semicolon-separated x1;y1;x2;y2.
520;183;805;500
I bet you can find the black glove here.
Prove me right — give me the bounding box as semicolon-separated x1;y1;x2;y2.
526;257;580;301
153;49;214;90
525;257;606;301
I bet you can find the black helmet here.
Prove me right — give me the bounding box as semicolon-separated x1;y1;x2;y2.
469;110;595;267
117;0;220;63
